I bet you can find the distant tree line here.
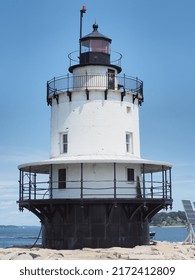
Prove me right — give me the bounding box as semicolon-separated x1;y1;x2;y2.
150;211;187;226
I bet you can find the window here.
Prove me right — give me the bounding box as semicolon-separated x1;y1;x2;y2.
81;39;110;54
126;106;131;114
126;132;133;153
81;40;90;53
127;168;134;182
58;169;66;189
61;133;68;154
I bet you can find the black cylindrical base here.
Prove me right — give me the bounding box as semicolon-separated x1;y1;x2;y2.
42;202;149;249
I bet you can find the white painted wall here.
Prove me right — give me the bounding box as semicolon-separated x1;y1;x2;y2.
72;65;119;90
50;64;141;159
51;163;141;199
50;94;140;158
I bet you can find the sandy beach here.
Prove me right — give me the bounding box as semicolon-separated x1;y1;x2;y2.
0;242;194;260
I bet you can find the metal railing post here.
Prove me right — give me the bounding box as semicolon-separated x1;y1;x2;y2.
19;170;22;201
67;73;69;91
21;171;24;201
162;166;165;199
85;72;89;100
50;164;53;199
46;82;49;102
53;77;56;94
114;163;117;199
33;173;36;200
150;172;153;198
85;72;87;89
136;77;138;95
169;167;172;199
124;73;126;90
143;164;145;198
29;167;32;200
165;169;168;199
81;163;84;199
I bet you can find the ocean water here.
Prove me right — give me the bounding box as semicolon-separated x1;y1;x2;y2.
0;225;189;248
150;226;188;242
0;226;42;248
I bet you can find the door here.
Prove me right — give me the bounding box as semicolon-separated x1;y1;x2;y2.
108;69;115;89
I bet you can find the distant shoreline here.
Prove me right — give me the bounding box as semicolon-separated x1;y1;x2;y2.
0;225;39;227
150;225;186;228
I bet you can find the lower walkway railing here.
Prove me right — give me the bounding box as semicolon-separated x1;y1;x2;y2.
19;178;172;201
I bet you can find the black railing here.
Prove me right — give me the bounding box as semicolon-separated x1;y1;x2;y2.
68;50;122;68
19;178;172;202
47;73;143;104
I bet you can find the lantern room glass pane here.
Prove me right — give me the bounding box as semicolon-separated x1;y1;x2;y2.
91;40;110;53
102;40;110;54
81;39;110;54
81;40;90;53
91;40;102;52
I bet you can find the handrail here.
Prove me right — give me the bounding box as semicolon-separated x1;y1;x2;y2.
19;178;172;201
47;73;143;104
68;50;122;68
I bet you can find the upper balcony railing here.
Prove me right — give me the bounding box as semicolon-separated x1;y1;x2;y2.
47;73;143;105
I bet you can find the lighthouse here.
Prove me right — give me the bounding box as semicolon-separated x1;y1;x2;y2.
18;8;172;249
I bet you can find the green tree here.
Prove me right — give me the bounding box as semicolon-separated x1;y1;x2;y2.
150;211;187;226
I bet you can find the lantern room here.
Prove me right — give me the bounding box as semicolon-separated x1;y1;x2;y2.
80;23;112;66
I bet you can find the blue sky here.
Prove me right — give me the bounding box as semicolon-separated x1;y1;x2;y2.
0;0;195;225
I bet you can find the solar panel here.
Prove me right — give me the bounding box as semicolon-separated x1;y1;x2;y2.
182;200;195;225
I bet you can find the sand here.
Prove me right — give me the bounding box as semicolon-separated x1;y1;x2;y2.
0;242;195;260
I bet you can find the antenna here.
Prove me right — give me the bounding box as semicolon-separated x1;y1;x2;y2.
79;5;87;59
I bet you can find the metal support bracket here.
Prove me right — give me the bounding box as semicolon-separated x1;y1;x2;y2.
121;90;126;101
133;93;143;105
105;89;108;100
86;89;89;100
67;91;72;102
53;92;59;104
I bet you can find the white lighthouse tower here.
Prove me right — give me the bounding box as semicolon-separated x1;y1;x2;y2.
18;8;172;249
